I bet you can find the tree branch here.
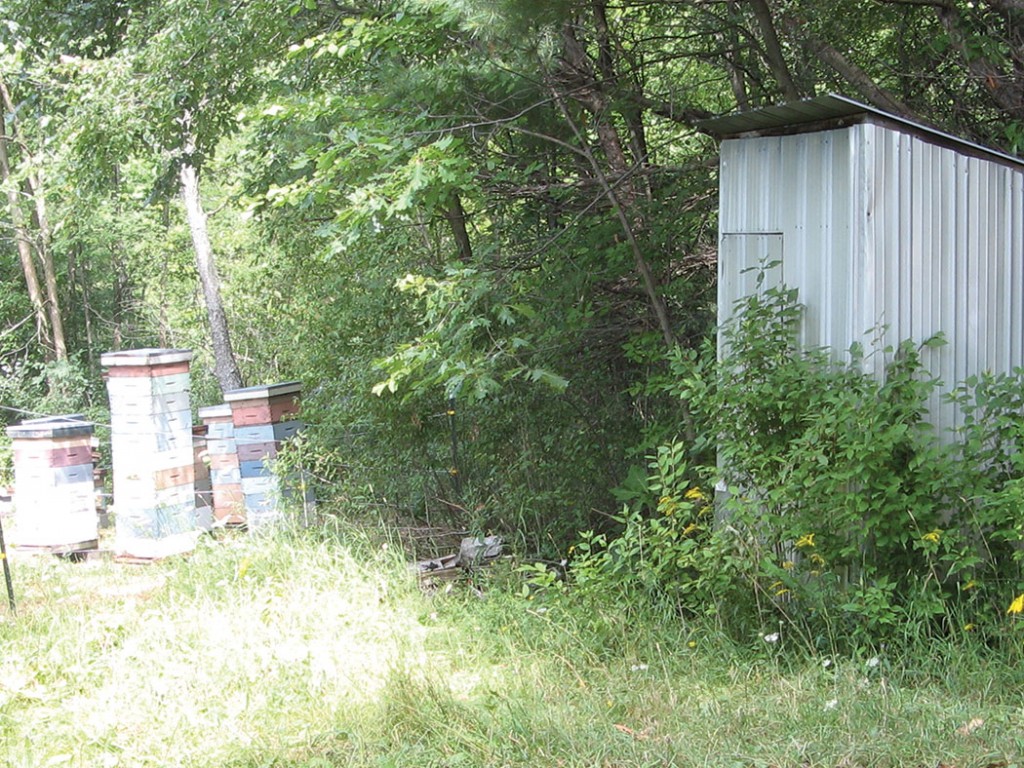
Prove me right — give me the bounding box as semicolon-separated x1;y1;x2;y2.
781;16;917;118
747;0;805;100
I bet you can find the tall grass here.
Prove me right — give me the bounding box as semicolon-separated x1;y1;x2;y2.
0;526;1021;767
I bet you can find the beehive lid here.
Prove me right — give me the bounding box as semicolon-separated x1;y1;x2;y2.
7;415;93;439
198;403;233;421
101;348;193;367
223;381;302;402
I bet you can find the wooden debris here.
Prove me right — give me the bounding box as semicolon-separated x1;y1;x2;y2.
414;535;504;586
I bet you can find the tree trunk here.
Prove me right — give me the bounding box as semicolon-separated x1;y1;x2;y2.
0;76;66;360
443;192;474;262
722;1;751;110
559;17;677;349
747;0;804;101
0;110;52;358
179;158;244;393
24;177;67;360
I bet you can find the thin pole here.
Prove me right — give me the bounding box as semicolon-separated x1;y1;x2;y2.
447;396;462;498
0;514;15;612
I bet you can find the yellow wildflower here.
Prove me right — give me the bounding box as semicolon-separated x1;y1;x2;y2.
810;553;826;566
685;487;704;501
1008;594;1024;615
782;560;795;570
687;640;697;649
236;557;252;579
682;522;700;536
795;533;815;549
963;623;976;632
963;580;978;591
921;529;942;544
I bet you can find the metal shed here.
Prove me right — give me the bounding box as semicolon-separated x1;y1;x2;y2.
696;94;1024;437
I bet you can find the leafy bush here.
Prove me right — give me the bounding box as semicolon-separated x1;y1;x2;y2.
568;278;1024;651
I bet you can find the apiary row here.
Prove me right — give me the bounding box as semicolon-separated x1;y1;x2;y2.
5;348;310;557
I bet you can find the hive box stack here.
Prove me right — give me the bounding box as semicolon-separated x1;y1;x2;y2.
223;382;308;529
198;403;244;526
192;425;213;531
6;415;97;552
102;348;199;558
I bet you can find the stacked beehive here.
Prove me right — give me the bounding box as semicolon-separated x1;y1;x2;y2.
192;424;213;531
223;382;307;529
198;403;244;525
6;415;97;551
102;348;198;558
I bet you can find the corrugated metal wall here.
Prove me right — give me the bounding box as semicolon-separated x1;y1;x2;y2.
719;122;1024;439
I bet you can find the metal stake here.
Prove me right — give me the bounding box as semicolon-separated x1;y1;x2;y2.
447;396;462;498
0;514;14;613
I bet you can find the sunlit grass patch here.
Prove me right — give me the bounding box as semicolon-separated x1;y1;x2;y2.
0;529;1022;767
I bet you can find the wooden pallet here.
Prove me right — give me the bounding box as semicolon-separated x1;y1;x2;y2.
11;540;102;560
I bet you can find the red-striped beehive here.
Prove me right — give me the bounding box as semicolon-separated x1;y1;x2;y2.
102;348;199;558
223;381;310;529
6;415;98;551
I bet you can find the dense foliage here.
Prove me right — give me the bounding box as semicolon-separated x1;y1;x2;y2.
564;280;1024;649
3;0;1024;644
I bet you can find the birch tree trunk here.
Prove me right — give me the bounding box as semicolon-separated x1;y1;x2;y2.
179;157;244;393
0;76;66;360
24;176;66;360
0;110;52;358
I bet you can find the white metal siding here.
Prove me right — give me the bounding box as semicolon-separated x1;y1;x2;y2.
718;122;1024;440
719;129;855;353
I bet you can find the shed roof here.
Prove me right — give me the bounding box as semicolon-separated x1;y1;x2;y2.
694;93;1024;170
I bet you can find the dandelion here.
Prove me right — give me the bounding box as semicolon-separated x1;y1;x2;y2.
795;533;815;548
1007;593;1024;615
921;529;942;544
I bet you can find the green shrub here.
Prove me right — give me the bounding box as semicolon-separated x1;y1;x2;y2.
569;277;1024;652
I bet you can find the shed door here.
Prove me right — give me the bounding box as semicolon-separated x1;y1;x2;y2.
719;233;784;328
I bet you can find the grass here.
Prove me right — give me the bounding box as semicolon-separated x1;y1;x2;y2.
0;524;1022;767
